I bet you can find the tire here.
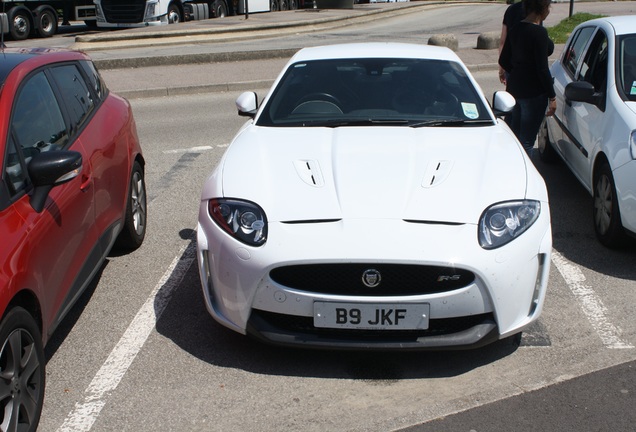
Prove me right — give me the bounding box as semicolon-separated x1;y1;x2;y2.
167;3;182;24
280;0;289;10
115;161;147;251
211;0;228;18
288;0;298;9
34;6;58;38
593;161;625;248
537;118;559;163
0;307;45;432
270;0;280;11
8;7;32;41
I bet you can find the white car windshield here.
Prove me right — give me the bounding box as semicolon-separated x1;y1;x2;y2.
257;58;493;127
619;35;636;102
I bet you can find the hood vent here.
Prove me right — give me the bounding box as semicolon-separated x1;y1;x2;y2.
294;160;325;187
421;160;453;188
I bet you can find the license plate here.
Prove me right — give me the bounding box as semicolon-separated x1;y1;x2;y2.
313;302;429;330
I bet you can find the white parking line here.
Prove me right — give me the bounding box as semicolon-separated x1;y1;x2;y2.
162;145;214;154
56;241;197;432
162;143;228;154
551;250;634;349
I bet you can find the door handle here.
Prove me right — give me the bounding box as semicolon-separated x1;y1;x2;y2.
80;174;92;192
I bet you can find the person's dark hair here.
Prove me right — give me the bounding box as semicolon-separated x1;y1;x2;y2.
524;0;550;15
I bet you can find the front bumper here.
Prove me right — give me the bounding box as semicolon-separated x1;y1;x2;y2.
197;208;551;350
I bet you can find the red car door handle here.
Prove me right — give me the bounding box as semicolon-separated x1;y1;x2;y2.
80;174;92;192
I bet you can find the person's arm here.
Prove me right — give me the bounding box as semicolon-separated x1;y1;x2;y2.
499;24;508;84
533;27;557;115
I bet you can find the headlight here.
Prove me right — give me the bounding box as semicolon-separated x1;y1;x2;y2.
478;200;540;249
208;198;267;246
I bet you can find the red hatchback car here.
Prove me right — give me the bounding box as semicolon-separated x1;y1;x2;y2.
0;48;146;430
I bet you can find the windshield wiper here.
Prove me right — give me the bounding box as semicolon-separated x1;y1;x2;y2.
409;119;494;128
304;119;410;128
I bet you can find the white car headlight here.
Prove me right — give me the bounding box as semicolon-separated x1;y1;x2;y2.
479;201;541;249
208;198;267;246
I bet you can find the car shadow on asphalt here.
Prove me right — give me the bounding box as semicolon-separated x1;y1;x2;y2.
532;153;636;281
155;245;522;380
44;260;108;363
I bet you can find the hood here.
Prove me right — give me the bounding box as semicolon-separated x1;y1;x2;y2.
626;101;636;117
217;125;529;224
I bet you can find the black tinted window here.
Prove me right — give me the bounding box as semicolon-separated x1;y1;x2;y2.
12;71;69;154
50;64;94;133
80;60;105;101
258;58;490;127
563;26;596;77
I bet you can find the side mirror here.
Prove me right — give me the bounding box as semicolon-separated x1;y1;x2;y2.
492;91;516;117
565;81;602;106
236;92;258;118
28;150;82;213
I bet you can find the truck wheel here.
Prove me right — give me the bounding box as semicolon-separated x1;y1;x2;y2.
34;6;58;38
280;0;289;10
289;0;298;9
211;0;227;18
8;7;32;41
270;0;280;11
167;3;182;24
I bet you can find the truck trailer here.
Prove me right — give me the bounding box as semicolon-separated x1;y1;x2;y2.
0;0;96;40
93;0;291;29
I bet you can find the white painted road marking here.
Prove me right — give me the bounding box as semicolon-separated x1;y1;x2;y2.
551;250;634;349
56;241;197;432
162;143;228;154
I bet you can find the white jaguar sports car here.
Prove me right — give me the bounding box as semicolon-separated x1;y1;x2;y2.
197;43;552;350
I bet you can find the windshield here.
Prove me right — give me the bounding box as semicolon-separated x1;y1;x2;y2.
256;58;493;127
618;35;636;102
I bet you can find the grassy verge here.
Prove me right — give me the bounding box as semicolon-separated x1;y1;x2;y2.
547;13;605;44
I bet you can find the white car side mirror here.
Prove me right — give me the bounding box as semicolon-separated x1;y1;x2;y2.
492;91;516;116
236;92;258;118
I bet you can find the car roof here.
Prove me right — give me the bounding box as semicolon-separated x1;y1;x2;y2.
289;42;462;64
0;48;90;86
582;15;636;36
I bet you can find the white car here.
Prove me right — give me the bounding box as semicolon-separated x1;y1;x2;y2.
197;43;552;350
539;16;636;247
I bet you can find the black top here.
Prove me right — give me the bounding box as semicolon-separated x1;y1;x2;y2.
502;1;525;31
498;21;555;99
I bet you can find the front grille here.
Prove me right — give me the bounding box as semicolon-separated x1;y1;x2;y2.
101;0;146;23
269;263;475;296
250;309;493;342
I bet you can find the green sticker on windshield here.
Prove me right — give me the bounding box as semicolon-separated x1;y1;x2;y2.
631;81;636;95
461;102;479;119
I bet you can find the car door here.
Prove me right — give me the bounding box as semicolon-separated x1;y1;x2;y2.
5;66;100;337
561;29;609;191
551;26;596;161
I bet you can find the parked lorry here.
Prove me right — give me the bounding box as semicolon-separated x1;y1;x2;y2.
0;0;96;40
93;0;296;29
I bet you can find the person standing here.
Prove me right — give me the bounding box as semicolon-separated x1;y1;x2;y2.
499;0;525;85
498;0;556;157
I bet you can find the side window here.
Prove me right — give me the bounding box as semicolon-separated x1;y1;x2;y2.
580;30;608;93
12;71;69;155
50;64;94;134
619;35;636;101
563;26;596;77
80;60;106;101
3;135;29;196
